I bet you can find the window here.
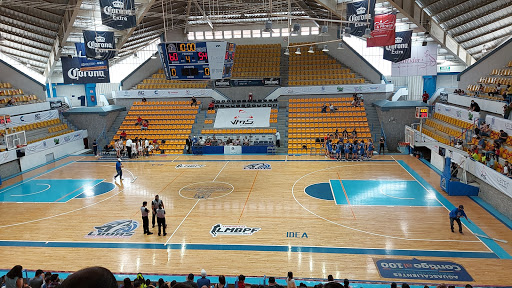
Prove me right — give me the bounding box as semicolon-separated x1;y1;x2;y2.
204;31;214;39
301;27;310;36
272;28;280;37
252;29;261;38
262;30;271;38
281;28;289;37
233;30;242;38
242;30;251;38
310;27;319;35
344;36;391;76
187;32;195;41
214;31;223;39
195;31;204;40
224;30;233;39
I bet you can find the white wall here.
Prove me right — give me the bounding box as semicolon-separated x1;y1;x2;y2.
0;102;51;116
388;76;423;100
19;138;85;171
96;83;120;99
437;74;458;92
448;93;505;115
55;85;86;107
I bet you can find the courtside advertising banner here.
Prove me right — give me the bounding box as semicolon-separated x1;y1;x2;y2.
367;13;396;47
391;44;437;76
346;0;376;37
435;103;479;124
214;108;271;128
384;30;412;62
9;110;59;127
99;0;136;30
83;30;116;60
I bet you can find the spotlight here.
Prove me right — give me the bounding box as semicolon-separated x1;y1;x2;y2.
263;21;272;33
344;27;351;36
337;42;344;50
308;46;314;53
295;47;301;55
363;27;372;38
291;23;301;35
322;45;329;52
320;25;329;35
284;48;290;55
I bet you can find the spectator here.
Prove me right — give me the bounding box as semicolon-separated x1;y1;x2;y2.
199;137;205;146
266;277;279;288
213;276;226;288
477;136;485;149
156;279;165;288
185;274;198;288
92;139;98;156
343;279;350;288
480;124;491;136
142;97;147;103
186;136;192;154
248;93;253;102
60;267;117;288
144;138;150;156
48;274;60;288
208;101;215;110
120;130;127;140
454;140;463;150
486;154;496;169
191;96;198;106
390;283;397;288
489;84;500;97
326;276;334;283
469;100;480;112
237;275;246;288
276;131;281;147
42;275;51;288
243;137;250;146
342;129;348;138
351;128;357;139
422;91;429;103
496;130;508;144
476;84;484;97
402;284;410;288
503;161;510;177
141;120;149;130
504;102;512;119
506;85;512;103
321;104;327;113
29;269;45;288
329;103;336;113
286;272;296;288
197;270;210;288
125;138;133;158
147;279;155;288
192;136;198;146
122;278;133;288
135;116;143;126
5;265;28;288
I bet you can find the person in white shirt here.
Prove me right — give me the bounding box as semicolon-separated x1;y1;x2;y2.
140;201;153;235
286;272;296;288
125;138;133;158
275;131;281;147
144;139;150;156
199;137;205;146
131;140;137;158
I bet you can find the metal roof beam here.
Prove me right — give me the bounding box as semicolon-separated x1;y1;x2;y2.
428;0;473;18
0;26;54;46
2;5;61;25
44;0;83;79
462;26;512;49
451;14;512;39
116;0;157;52
387;0;474;65
436;0;497;24
445;2;512;32
0;14;57;39
311;0;340;18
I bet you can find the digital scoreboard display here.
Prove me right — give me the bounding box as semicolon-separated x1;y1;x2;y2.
157;42;236;80
415;107;429;118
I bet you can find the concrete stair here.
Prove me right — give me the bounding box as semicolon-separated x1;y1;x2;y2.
102;110;128;147
364;103;387;152
276;103;289;154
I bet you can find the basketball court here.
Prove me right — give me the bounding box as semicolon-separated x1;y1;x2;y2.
0;154;511;286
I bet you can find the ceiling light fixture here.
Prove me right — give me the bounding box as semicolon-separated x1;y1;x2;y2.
291;23;301;35
337;42;344;50
322;45;329;52
308;46;314;53
263;20;272;33
284;48;290;55
363;27;372;38
295;47;301;55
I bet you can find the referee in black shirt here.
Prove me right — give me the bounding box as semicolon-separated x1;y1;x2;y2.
141;201;153;235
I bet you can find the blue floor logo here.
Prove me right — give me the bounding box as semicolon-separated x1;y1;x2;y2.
85;220;139;239
375;258;473;282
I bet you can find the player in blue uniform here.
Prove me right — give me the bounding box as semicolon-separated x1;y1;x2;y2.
352;140;359;161
335;141;342;160
344;141;351;161
367;139;374;158
359;140;366;161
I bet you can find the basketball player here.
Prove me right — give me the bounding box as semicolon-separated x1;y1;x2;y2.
449;205;471;233
140;201;153;235
151;195;164;228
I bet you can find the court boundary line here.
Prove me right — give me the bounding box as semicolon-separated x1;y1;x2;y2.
238;171;258;223
213;161;230;181
392;157;512;259
164;199;200;245
291;163;481;243
78;159;397;163
10;183;51;197
469;196;512;231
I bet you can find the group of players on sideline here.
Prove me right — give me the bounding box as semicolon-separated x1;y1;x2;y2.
1;265;476;288
323;132;385;161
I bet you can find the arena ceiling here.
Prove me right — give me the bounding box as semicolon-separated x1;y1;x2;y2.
0;0;510;78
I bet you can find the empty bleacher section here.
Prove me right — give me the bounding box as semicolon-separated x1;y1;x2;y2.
113;101;199;154
0;82;40;107
287;45;366;86
135;69;208;89
418;113;474;145
231;44;280;79
2;118;73;146
287;98;371;154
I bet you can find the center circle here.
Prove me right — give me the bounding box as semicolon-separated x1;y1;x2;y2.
178;181;234;200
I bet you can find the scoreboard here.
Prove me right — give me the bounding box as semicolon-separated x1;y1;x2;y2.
415;107;429;118
157;42;236;80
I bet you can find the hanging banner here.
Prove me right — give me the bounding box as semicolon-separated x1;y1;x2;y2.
83;30;116;60
367;13;396;47
99;0;136;30
391;44;437;76
214;108;271;128
435;103;479;124
8;110;59;127
346;0;376;37
486;115;512;137
75;43;109;71
61;57;110;84
384;30;412;62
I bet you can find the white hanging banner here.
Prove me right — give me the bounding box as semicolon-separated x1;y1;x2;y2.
0;150;17;165
435;103;479;123
392;44;437;76
486;115;512;136
8;110;59;127
468;160;512;198
214;108;271;128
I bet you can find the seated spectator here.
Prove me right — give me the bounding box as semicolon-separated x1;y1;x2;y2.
469;100;480;112
135;116;143;126
212;135;218;146
208;101;215;110
29;269;45;288
475;84;484;97
496;130;508;144
191;96;198;107
5;265;28;288
480;123;491;136
121;278;132;288
486;154;496;169
321;104;327;113
266;277;280;288
248;93;253;102
238;275;248;288
329;103;336;113
48;274;60;288
243;137;250;146
197;270;210;288
226;138;233;145
141;120;149;130
454;140;463;150
198;137;205;146
502;161;510;176
59;267;117;288
6;98;15;107
192;136;198;146
489;84;500;97
477;136;485;149
185;274;198;288
142;97;147;103
120;130;127;140
234;138;241;146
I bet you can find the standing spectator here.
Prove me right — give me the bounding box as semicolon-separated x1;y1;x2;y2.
152;195;164;228
141;201;152;235
115;139;121;158
449;205;470;233
29;270;45;288
191;96;198;106
113;158;123;181
379;137;385;155
286;272;296;288
208;101;215;110
367;139;374;158
422;91;429;103
186;136;192;154
276;131;281;147
92;139;98;156
126;138;133;159
248;93;253;102
351;128;357;139
156;204;166;236
5;265;27;288
469;100;480;112
197;270;210;288
342;129;348;138
503;161;510;177
185;274;198;288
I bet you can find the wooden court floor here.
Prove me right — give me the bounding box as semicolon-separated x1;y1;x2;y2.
0;154;511;286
